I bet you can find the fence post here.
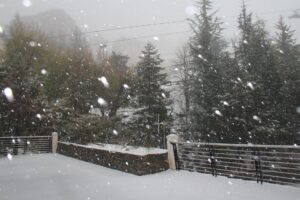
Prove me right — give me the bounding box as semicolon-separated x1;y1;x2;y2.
166;134;179;170
52;132;58;153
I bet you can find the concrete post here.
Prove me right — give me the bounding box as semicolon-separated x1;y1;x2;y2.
166;134;179;170
52;132;58;153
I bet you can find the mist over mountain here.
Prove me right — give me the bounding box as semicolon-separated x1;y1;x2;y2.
19;9;153;65
22;9;79;37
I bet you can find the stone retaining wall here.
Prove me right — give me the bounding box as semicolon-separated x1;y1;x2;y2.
58;142;169;175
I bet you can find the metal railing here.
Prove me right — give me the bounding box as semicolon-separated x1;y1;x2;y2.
0;136;52;156
176;142;300;187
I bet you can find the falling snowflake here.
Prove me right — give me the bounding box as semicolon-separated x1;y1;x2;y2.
247;82;255;90
222;101;229;106
0;26;3;34
36;114;42;120
29;41;36;47
161;93;166;98
214;110;223;117
7;153;13;160
185;5;197;16
123;84;130;89
97;97;107;106
253;115;261;122
113;130;118;136
198;54;208;62
22;0;31;7
41;69;47;75
153;36;159;41
278;49;284;54
3;87;14;102
98;76;110;88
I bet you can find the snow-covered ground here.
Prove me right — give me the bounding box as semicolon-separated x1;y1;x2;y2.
0;154;299;200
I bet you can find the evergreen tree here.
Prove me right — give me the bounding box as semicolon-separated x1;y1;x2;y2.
188;0;227;142
0;15;48;137
64;30;96;114
108;51;129;71
106;52;131;117
132;43;172;147
234;3;283;144
274;16;300;144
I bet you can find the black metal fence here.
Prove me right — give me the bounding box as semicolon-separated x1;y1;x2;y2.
0;136;52;156
176;142;300;187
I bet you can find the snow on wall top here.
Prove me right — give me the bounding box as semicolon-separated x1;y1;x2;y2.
59;142;168;156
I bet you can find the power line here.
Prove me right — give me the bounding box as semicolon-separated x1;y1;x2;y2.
91;30;191;46
48;20;186;39
45;8;297;40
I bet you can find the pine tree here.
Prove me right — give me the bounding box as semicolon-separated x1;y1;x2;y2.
273;16;300;144
234;3;283;144
106;52;131;117
132;43;171;147
64;30;95;114
0;15;48;137
188;0;227;142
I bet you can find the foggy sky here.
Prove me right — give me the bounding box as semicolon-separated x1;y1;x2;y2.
1;0;300;64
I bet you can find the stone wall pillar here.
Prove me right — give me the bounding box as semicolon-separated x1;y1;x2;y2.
52;132;58;153
166;134;179;170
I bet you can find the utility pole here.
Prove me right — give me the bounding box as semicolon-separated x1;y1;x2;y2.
99;43;107;64
157;114;160;138
156;114;167;149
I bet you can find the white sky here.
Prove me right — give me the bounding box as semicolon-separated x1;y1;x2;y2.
0;0;299;63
